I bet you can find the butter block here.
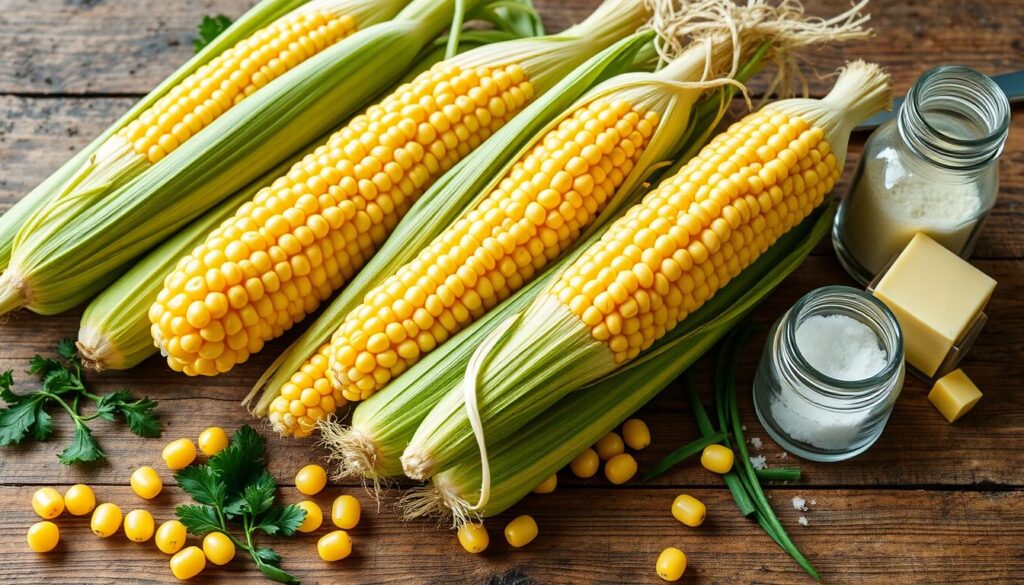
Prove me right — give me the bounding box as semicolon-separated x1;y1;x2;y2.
928;368;982;423
873;233;996;377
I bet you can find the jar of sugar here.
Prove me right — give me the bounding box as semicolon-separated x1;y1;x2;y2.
753;286;905;462
833;66;1011;285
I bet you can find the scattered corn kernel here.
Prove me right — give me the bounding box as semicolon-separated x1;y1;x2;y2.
656;547;687;581
131;465;164;499
318;530;353;561
532;474;557;494
170;545;207;580
928;368;983;423
31;487;65;519
64;484;96;516
163;438;197;470
91;502;123;538
622;418;651;450
701;444;735;474
331;494;361;529
203;531;236;565
295;500;323;533
156;520;188;554
595;432;626;460
124;509;156;542
27;521;59;553
504;515;538;548
457;522;489;554
295;464;328;495
671;494;706;527
570;448;600;478
198;426;229;456
604;453;638;485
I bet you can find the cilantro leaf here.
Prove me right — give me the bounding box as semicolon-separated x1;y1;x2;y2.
58;421;105;465
253;548;282;566
96;390;161;438
256;562;300;585
210;426;266;498
28;356;64;379
176;504;223;535
253;504;306;537
176;465;227;508
194;15;233;53
0;395;46;445
56;338;79;363
31;407;53;441
41;368;79;396
241;471;276;516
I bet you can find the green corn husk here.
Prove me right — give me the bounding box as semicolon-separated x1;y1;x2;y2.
245;26;657;421
0;0;319;272
0;0;487;318
410;203;833;523
402;60;889;481
74;18;538;373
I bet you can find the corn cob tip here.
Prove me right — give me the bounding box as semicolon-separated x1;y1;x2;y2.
75;338;107;372
318;419;391;500
400;447;434;481
0;271;28;318
398;482;474;529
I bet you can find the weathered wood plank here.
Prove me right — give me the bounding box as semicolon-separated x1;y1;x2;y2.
3;95;1023;259
0;257;1019;488
0;486;1021;584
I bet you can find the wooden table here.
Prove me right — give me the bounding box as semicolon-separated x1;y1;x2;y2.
1;1;1022;583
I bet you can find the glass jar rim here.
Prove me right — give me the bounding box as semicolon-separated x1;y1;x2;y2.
782;286;904;403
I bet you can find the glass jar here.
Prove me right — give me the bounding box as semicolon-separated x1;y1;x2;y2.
833;66;1011;285
753;286;905;462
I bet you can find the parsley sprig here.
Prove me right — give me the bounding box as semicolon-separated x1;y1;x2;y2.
175;426;306;584
0;339;160;464
194;15;233;53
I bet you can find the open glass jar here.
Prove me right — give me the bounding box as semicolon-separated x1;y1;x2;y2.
833;66;1011;285
753;286;905;462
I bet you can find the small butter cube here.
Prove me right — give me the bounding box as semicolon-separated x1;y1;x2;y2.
928;369;982;423
873;233;996;377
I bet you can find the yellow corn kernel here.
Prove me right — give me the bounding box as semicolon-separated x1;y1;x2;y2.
170;546;207;580
504;515;538;548
269;344;347;437
622;418;651;450
594;431;625;460
295;501;324;533
156;520;188;554
64;484;96;516
130;466;164;499
532;473;557;494
295;464;328;495
457;522;489;554
31;487;64;520
318;530;353;561
331;494;361;529
656;547;687;581
327;99;658;400
570;448;600;478
604;453;637;485
198;426;229;456
27;521;60;553
124;509;156;543
549;109;838;363
671;494;706;527
203;531;236;565
163;438;198;470
151;62;534;377
91;503;123;538
118;6;358;164
700;444;735;474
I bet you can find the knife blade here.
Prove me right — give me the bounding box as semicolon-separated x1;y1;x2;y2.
854;70;1024;133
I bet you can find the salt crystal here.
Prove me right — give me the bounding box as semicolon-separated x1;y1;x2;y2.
791;496;808;511
810;500;816;506
749;455;767;470
794;314;887;381
779;451;789;460
798;516;809;527
750;437;763;450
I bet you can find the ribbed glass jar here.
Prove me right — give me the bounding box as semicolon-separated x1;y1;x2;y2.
753;286;905;462
833;66;1011;284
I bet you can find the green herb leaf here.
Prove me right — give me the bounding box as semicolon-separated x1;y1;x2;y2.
176;465;227;508
253;504;306;537
210;426;266;498
242;471;277;516
0;394;46;445
253;548;282;566
58;421;105;465
256;562;300;585
28;356;64;379
96;390;161;438
176;504;223;535
56;339;79;363
31;407;53;441
194;15;233;53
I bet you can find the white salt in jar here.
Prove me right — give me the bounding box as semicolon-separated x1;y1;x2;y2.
833;66;1010;284
753;286;905;462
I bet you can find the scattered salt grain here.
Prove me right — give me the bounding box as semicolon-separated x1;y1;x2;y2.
750;437;763;450
779;451;789;460
810;500;816;506
798;516;809;527
791;496;808;511
749;455;767;470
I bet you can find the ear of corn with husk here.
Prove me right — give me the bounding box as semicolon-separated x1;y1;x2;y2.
145;0;650;378
0;0;329;272
408;199;834;524
0;0;487;318
401;60;891;481
74;24;532;373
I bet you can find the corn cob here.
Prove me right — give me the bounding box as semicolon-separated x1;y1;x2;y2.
249;30;659;438
149;0;651;380
401;61;892;481
0;0;483;319
0;0;322;272
74;29;517;373
408;200;834;523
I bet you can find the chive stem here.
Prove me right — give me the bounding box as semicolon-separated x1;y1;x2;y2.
755;467;802;481
641;431;728;482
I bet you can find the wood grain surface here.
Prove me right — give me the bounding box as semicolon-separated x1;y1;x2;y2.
1;0;1022;584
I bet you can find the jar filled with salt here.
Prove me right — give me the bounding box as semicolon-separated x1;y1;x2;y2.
753;286;905;462
833;66;1010;285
